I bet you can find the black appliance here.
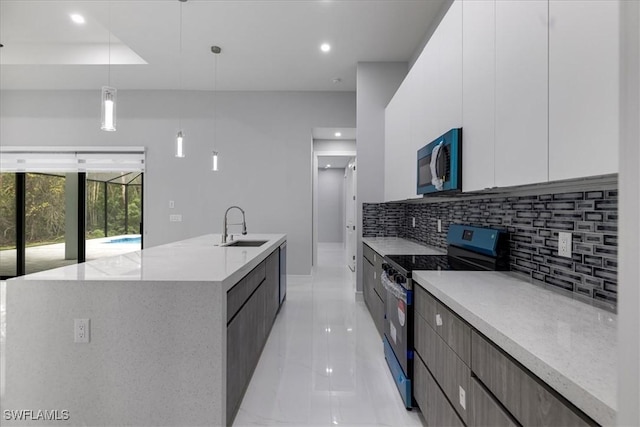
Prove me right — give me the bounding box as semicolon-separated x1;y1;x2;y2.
381;224;509;408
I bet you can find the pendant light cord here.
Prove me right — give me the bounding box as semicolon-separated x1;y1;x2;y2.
179;1;183;129
213;50;217;151
108;0;111;86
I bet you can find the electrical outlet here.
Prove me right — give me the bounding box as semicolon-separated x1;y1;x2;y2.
412;217;416;228
437;219;442;233
558;232;572;258
74;318;90;344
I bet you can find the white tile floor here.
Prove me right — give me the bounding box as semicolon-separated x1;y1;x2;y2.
234;243;424;427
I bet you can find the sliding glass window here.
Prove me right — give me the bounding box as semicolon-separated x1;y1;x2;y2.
0;174;17;278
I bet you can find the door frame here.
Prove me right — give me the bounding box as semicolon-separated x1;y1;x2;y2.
312;150;357;268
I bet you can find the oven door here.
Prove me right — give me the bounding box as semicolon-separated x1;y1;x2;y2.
382;272;413;378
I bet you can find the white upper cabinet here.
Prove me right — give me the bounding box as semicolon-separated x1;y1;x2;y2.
434;0;463;133
462;0;496;192
385;72;418;202
494;0;549;187
548;0;620;181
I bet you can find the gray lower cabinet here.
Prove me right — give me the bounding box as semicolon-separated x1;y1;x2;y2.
226;248;281;426
414;287;596;427
414;352;465;427
471;331;595;427
363;245;385;337
414;303;470;424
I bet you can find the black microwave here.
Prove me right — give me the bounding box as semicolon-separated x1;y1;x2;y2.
416;128;462;195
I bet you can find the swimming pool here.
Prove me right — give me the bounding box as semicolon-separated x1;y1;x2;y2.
106;236;141;244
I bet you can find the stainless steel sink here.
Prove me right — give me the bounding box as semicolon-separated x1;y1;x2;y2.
223;240;268;247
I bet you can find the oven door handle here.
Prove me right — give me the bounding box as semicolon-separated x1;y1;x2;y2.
381;272;408;303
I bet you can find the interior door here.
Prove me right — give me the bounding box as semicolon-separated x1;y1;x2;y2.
345;158;357;271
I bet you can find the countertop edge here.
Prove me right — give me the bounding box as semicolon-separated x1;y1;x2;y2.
362;237;446;257
219;235;286;292
413;273;615;426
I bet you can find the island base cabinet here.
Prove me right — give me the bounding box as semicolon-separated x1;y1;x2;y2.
414;354;465;427
226;248;281;426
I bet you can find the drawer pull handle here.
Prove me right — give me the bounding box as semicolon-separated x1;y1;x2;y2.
436;313;443;326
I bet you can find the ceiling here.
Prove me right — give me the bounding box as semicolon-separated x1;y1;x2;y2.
312;127;356;140
0;0;449;91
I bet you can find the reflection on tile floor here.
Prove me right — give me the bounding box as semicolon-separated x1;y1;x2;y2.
234;243;424;427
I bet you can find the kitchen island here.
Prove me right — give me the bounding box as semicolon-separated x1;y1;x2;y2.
1;233;286;426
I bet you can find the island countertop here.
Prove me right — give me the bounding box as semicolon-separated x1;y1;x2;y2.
413;270;616;426
9;233;286;291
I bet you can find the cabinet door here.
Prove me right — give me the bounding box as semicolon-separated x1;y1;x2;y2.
462;0;496;192
264;250;280;328
414;354;465;427
472;331;594;426
385;79;416;202
548;0;620;180
495;0;548;187
434;0;463;133
363;255;373;309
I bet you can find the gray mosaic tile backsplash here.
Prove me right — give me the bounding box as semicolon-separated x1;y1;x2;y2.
363;186;618;305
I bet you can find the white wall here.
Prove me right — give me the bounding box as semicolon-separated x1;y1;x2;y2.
317;169;344;243
618;1;640;425
0;90;356;275
356;62;407;291
314;139;357;153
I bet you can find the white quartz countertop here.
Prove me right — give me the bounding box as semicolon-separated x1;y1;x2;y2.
413;270;616;426
9;233;286;291
362;237;445;256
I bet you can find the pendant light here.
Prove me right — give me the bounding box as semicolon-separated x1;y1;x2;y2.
211;45;221;171
175;0;187;157
101;1;116;131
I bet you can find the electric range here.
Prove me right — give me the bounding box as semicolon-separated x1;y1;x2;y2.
381;224;509;409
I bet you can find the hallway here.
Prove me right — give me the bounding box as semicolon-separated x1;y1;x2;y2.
234;243;424;426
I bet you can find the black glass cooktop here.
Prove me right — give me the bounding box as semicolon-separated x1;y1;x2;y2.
385;254;488;275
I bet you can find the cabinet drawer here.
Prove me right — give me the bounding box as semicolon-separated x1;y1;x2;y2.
414;310;471;423
435;301;471;365
363;243;376;264
227;262;266;323
415;286;471;366
470;377;518;427
414;354;465;427
471;331;595;427
415;285;438;330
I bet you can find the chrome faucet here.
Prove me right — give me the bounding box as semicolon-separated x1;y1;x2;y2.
222;206;247;244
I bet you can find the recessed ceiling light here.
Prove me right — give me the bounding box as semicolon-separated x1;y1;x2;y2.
70;14;85;24
320;43;331;53
335;132;342;137
325;164;331;168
